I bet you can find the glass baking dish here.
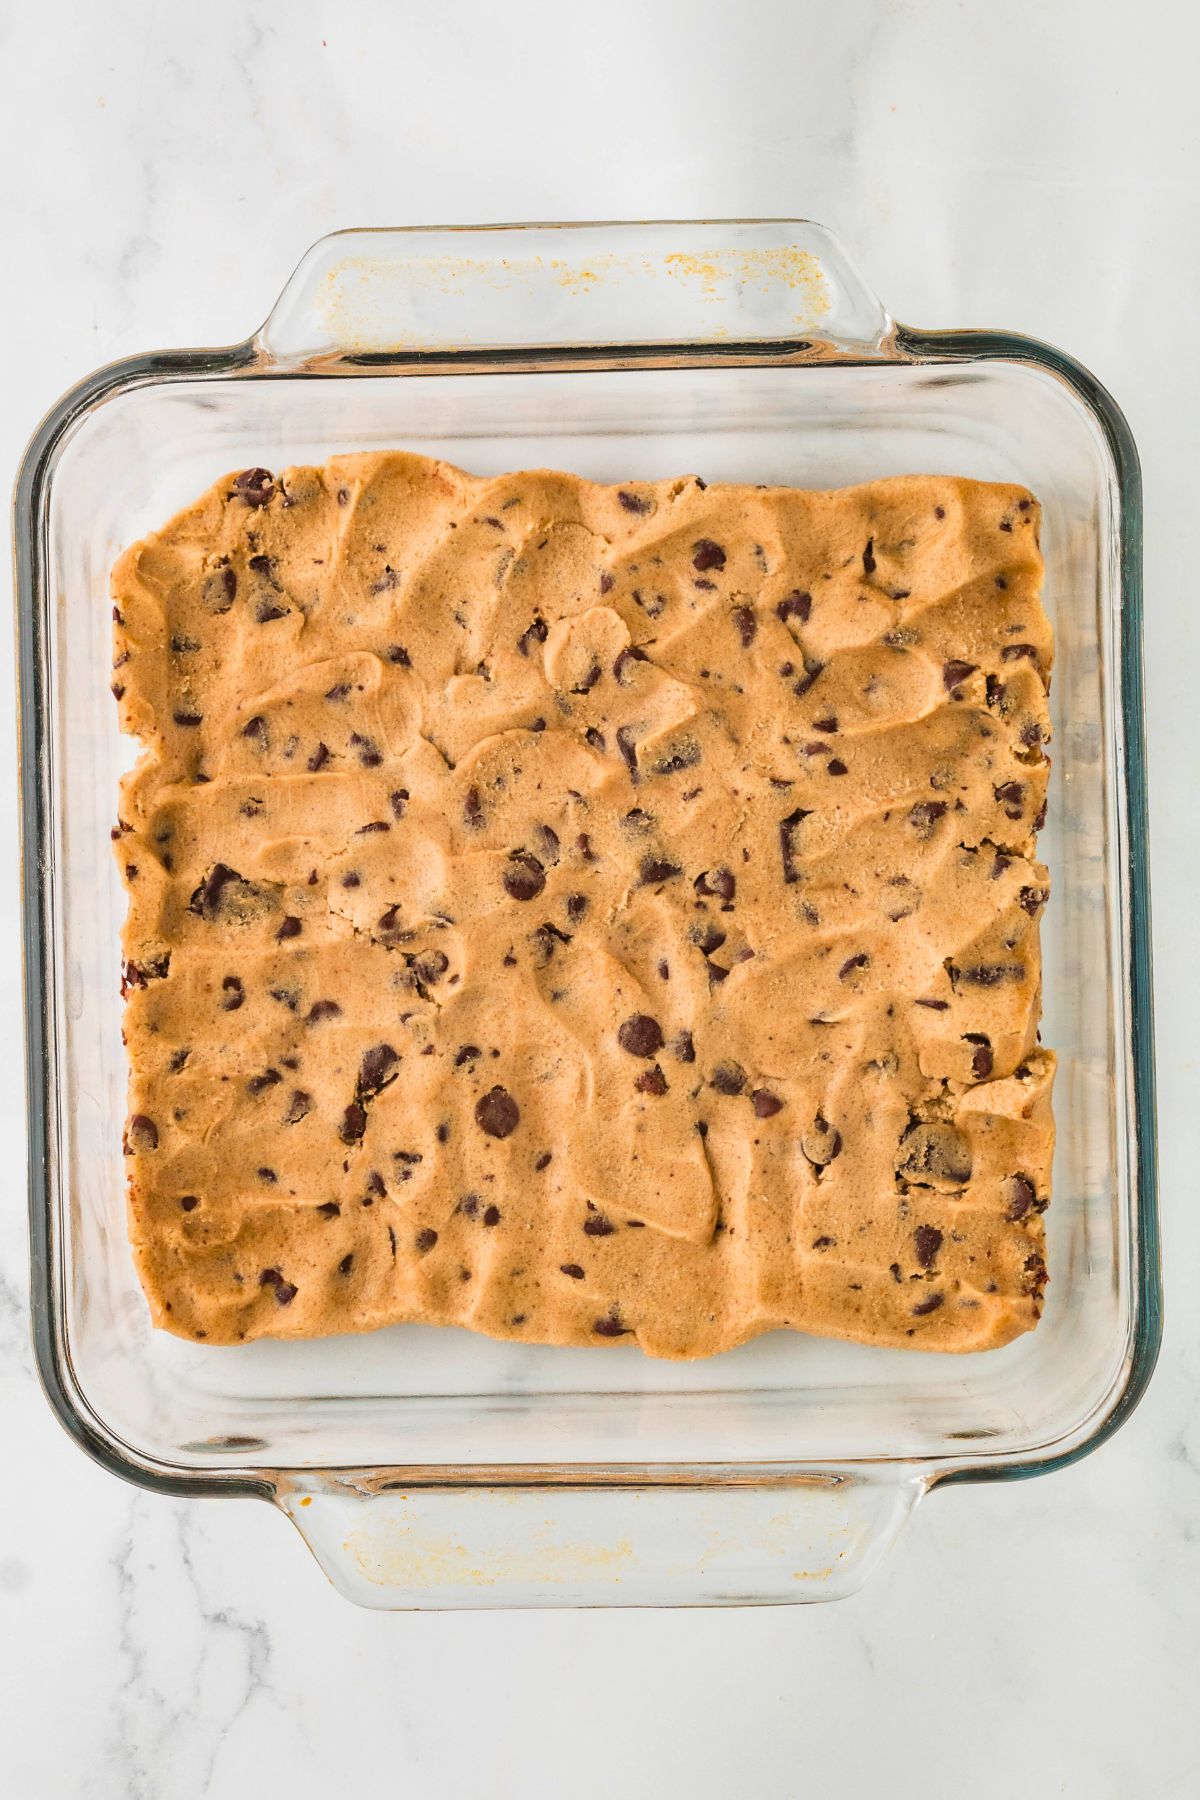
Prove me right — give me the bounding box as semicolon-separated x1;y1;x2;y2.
15;220;1160;1607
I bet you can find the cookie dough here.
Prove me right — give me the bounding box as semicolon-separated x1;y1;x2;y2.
111;453;1054;1357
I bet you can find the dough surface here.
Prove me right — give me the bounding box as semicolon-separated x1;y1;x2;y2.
112;453;1054;1356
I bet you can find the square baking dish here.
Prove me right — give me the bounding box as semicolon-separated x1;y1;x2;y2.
15;221;1160;1607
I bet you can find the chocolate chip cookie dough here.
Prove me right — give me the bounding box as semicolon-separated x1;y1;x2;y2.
112;453;1054;1356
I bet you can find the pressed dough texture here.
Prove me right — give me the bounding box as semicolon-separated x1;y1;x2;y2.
112;453;1054;1357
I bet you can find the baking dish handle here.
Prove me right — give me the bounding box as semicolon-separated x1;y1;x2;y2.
257;221;892;365
276;1470;923;1609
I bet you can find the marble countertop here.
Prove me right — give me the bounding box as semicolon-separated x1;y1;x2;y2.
1;1;1196;1794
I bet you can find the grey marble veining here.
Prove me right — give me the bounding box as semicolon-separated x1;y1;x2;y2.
1;0;1198;1794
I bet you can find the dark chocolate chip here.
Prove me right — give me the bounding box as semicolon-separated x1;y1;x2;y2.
692;538;726;573
914;1224;943;1268
943;659;978;693
306;998;341;1023
1006;1174;1039;1221
672;1030;696;1064
752;1089;784;1118
907;801;947;836
220;975;245;1011
358;1044;399;1098
617;1014;664;1058
276;916;302;941
503;852;546;902
911;1293;944;1317
560;1263;586;1279
732;605;757;648
593;1311;631;1337
247;1067;282;1096
776;590;812;623
584;1213;616;1237
125;1114;159;1153
339;1102;367;1143
233;468;275;508
284;1090;313;1124
638;855;682;886
964;1033;993;1079
711;1061;745;1096
415;1228;438;1253
862;538;876;575
618;489;651;514
635;1066;668;1095
475;1086;520;1138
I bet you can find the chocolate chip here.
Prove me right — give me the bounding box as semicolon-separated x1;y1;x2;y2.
561;1263;586;1279
257;1167;277;1183
339;1102;367;1143
125;1114;158;1153
220;975;245;1011
179;1195;199;1212
993;780;1025;817
752;1089;784;1118
475;1086;520;1138
413;950;449;986
387;643;412;666
584;728;607;753
935;505;946;520
907;801;947;836
455;1045;481;1067
316;1200;340;1220
838;952;870;982
584;1213;616;1237
732;605;757;648
359;1044;399;1098
914;997;949;1011
792;657;825;697
172;709;203;727
415;1228;438;1253
593;1310;631;1337
617;1014;664;1058
255;599;288;624
613;644;649;684
1001;643;1039;664
672;1030;696;1064
812;1236;836;1250
964;1033;993;1079
167;1048;190;1074
776;590;812;623
914;1224;943;1268
911;1293;944;1317
349;732;383;768
571;662;602;694
638;855;681;886
635;1066;668;1095
338;1254;354;1276
503;851;546;902
284;1090;313;1124
233;468;275;508
258;1267;297;1304
942;659;977;693
827;758;848;777
306;741;331;773
241;714;268;741
276;916;302;942
779;807;811;884
188;862;244;921
862;538;876;575
618;489;651;514
812;716;838;734
711;1061;745;1096
1006;1174;1039;1220
801;1113;842;1167
951;961;1025;988
694;867;735;903
306;998;341;1022
1019;885;1049;916
247;1067;282;1096
896;1120;972;1187
692;538;726;573
615;725;639;779
516;615;549;657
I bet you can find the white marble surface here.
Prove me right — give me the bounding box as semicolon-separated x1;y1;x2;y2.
1;0;1197;1792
